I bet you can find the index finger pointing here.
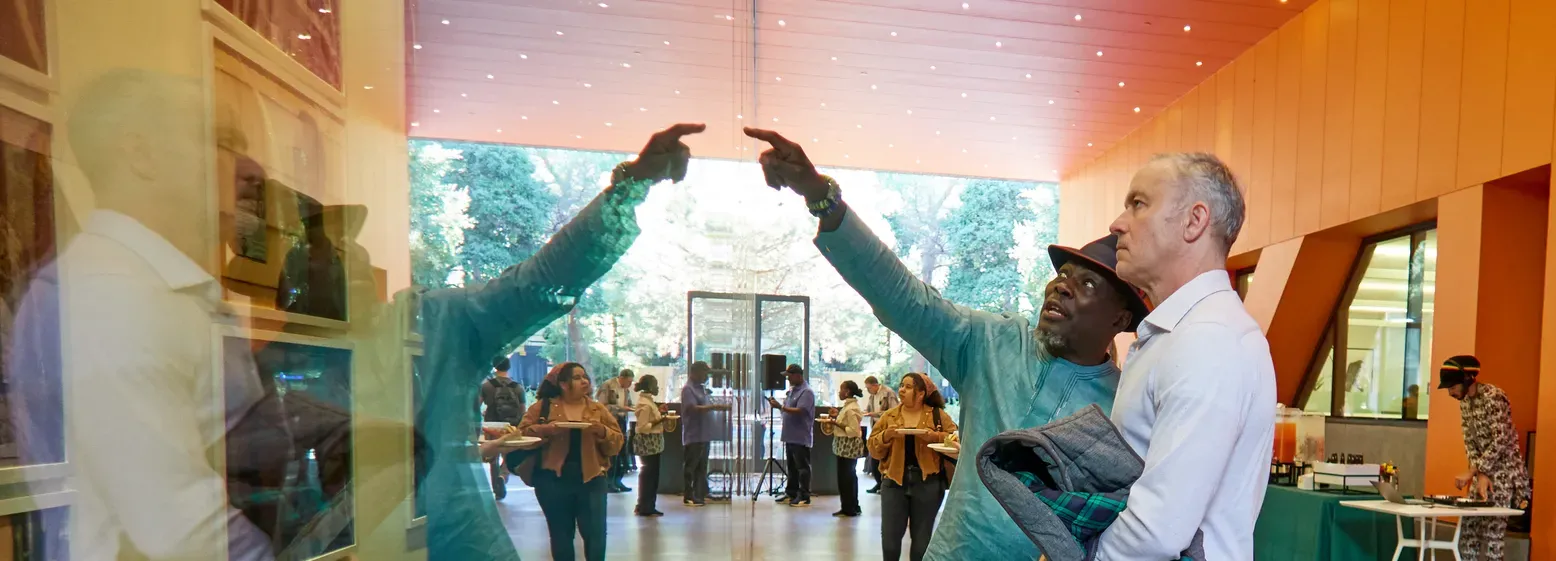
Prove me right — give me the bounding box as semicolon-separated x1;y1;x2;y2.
660;123;706;141
742;127;800;156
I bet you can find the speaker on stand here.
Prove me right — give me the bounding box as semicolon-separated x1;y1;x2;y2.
752;354;789;500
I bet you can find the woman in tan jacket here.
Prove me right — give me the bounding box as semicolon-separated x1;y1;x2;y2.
632;374;671;517
516;362;624;561
867;372;958;561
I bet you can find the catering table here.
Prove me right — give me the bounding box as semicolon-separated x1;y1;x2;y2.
1341;500;1523;561
1254;486;1399;561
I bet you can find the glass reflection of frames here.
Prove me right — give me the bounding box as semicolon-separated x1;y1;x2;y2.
212;0;342;90
0;0;48;74
221;331;354;560
0;103;66;480
214;45;348;325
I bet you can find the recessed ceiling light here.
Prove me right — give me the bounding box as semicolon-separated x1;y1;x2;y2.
297;33;312;40
319;7;332;13
856;124;863;128
411;121;420;127
821;102;827;107
832;56;839;61
935;131;941;135
962;148;968;153
433;108;440;113
441;19;450;25
1096;50;1104;56
916;158;922;164
989;116;996;121
576;134;582;139
1026;73;1032;79
664;41;671;45
778;19;786;26
1087;142;1093;146
889;144;894;148
845;154;850;159
552;100;560;105
413;44;423;49
487;74;495;79
907;109;913;114
1074;14;1082;21
584;83;592;88
556;31;564;35
496;128;503;133
639;107;647;112
674;90;681;94
995;41;1003;47
1118;81;1126;87
1052;169;1058;174
776;76;782;81
1048;99;1054;104
1196;61;1203;66
520;54;529;59
813;138;819;142
364;85;374;90
623;63;632;68
960;92;967;98
772;117;779;122
930;65;937;70
726;15;734;20
605;122;613;127
962;2;969;9
1183;25;1192;32
1134;107;1141;113
521;116;528;120
460;92;467;97
1012;136;1018;141
598;2;608;7
871;84;877;90
737;114;743;119
891;31;898;37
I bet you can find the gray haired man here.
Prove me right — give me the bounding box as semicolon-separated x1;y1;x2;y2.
1095;153;1277;560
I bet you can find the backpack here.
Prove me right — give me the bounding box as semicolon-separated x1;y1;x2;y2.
485;378;525;424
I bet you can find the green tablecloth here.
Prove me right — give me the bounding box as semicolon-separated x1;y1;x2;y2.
1254;486;1400;561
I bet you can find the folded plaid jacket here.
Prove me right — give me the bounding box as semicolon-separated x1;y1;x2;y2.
976;404;1206;561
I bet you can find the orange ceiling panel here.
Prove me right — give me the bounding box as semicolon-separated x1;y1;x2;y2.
407;0;1315;181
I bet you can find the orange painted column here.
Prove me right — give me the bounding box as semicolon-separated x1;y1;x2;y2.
1424;182;1547;499
1243;234;1360;404
1536;172;1556;558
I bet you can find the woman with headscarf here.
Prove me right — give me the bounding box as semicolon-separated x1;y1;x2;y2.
632;374;671;517
821;380;866;517
868;373;958;561
515;362;624;561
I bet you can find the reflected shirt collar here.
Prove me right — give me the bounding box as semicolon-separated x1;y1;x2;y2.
85;210;214;290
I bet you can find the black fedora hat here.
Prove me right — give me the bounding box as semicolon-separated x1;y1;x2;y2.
1046;234;1152;332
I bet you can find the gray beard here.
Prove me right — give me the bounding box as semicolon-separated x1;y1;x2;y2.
1033;326;1068;358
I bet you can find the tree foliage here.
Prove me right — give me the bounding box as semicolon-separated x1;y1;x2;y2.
942;179;1036;313
449;142;554;285
407;141;467;289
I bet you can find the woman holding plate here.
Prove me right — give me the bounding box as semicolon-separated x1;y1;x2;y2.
632;374;674;517
820;380;866;517
867;372;958;561
516;362;624;561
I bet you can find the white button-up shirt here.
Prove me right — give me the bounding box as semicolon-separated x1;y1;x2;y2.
1095;271;1276;561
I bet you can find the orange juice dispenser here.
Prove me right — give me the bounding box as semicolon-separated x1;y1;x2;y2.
1274;404;1298;464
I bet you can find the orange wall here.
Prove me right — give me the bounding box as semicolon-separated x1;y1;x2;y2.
1058;0;1556;248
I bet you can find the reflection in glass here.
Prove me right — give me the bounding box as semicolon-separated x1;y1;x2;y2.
0;0;46;73
0;104;58;467
224;337;353;559
215;0;342;88
1301;228;1437;419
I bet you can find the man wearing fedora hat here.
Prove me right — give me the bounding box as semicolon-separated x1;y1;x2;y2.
745;127;1148;560
1440;355;1531;561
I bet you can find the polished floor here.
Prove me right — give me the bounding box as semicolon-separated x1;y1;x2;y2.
497;471;896;560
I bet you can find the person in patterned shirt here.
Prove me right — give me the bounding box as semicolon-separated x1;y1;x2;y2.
1440;354;1532;561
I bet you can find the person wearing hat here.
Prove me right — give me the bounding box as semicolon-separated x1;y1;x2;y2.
1097;153;1276;560
1440;355;1532;561
767;364;818;506
744;127;1147;560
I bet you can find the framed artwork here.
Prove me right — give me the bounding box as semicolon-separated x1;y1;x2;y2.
212;0;341;90
223;334;354;560
213;43;347;323
0;103;58;468
0;0;46;74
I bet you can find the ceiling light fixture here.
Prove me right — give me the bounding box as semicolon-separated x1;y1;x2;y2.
576;135;582;139
856;124;863;128
639;107;647;112
821;102;827;107
962;2;969;9
441;19;449;25
605;122;613;127
584;83;592;88
1096;50;1103;56
497;128;503;133
487;74;495;79
778;19;786;26
460;92;466;97
776;76;782;81
832;56;839;61
598;2;608;6
1183;25;1192;32
930;65;937;70
297;33;312;40
1134;107;1141;113
319;7;331;13
935;130;941;135
1048;99;1054;104
772;117;779;122
623;63;631;68
664;41;671;45
995;41;1003;47
521;116;528;120
737;114;743;119
907;109;913;114
556;31;564;35
1026;73;1032;79
871;84;877;90
1118;81;1126;87
552;100;560;105
960;92;967;98
674;90;681;94
891;31;898;37
411;121;420;127
413;44;423;49
520;54;528;59
813;138;819;142
1196;61;1203;66
725;15;733;20
1074;14;1082;21
989;116;996;121
364;85;374;90
432;108;440;113
1087;142;1093;146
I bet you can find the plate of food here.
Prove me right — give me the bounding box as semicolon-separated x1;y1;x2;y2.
553;421;592;429
927;443;959;458
482;421;511;430
481;436;542;449
663;413;681;419
897;428;928;436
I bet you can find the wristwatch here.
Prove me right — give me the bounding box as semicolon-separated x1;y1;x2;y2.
805;175;842;218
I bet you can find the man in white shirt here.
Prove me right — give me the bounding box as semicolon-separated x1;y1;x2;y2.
861;375;899;493
1095;153;1276;560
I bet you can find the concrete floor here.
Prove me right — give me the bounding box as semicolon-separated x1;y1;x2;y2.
496;474;892;561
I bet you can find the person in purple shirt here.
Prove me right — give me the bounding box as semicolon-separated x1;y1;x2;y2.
680;361;728;506
767;364;817;507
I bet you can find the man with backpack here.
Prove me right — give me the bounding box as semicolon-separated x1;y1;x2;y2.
481;356;526;499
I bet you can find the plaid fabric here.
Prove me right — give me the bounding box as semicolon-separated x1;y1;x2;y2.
1012;471;1196;561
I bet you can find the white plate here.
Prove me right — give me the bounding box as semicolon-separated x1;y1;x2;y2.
503;436;542;449
481;421;511;430
928;443;960;458
553;421;592;429
663;414;681;419
897;428;928;435
815;417;833;423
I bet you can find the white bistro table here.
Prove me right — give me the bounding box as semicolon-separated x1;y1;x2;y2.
1340;500;1522;561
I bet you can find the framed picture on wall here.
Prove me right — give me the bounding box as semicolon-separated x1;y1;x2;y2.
211;41;348;324
0;102;60;470
0;0;47;75
208;0;341;90
222;331;354;560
